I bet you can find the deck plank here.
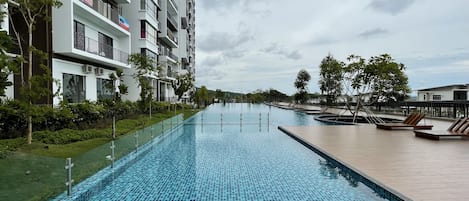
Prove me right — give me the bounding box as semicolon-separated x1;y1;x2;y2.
280;124;469;201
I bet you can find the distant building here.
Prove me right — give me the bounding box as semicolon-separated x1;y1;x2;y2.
417;84;469;101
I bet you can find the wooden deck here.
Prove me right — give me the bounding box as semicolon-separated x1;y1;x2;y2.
279;123;469;201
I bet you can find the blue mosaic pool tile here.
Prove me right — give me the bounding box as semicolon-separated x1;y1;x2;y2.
54;109;403;201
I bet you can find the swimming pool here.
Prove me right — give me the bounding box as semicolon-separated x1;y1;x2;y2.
75;104;393;200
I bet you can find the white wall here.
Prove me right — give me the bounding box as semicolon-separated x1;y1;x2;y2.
417;90;458;101
52;58;117;105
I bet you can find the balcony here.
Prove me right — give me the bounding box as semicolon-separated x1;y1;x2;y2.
75;35;129;64
168;0;178;11
160;46;178;62
167;30;178;44
167;12;178;30
74;0;130;36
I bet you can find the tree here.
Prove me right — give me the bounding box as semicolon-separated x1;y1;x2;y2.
8;0;63;144
215;89;224;101
367;54;410;103
319;54;343;105
194;86;209;107
173;72;194;101
342;54;410;122
294;69;311;104
128;53;157;112
0;2;16;97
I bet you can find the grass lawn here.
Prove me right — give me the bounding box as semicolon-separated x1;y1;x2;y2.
19;138;110;158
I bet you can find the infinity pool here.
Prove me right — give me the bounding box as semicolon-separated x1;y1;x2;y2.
88;103;389;200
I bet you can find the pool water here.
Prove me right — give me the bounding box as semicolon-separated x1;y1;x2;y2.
89;103;389;200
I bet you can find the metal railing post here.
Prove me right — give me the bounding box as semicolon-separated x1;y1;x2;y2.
240;113;242;132
135;131;139;152
267;112;270;132
259;113;261;132
109;141;115;168
65;158;74;197
220;113;223;132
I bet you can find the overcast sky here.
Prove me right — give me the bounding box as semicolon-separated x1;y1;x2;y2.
194;0;469;95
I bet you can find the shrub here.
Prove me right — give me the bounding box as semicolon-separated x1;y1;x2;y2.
0;138;27;158
33;129;109;144
0;100;28;138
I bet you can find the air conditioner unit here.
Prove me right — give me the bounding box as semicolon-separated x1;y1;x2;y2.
95;67;104;76
82;64;93;74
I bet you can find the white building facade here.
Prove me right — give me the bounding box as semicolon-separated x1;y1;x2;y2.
417;84;469;101
52;0;131;105
123;0;195;103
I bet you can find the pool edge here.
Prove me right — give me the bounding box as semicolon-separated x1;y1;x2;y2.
278;126;411;201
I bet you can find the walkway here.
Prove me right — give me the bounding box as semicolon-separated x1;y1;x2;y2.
280;124;469;201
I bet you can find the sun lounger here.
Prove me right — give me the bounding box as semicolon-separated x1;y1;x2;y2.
376;113;433;130
414;117;469;140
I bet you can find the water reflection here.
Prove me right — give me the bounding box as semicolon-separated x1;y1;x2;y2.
319;159;359;187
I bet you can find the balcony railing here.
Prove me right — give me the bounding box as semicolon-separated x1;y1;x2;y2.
75;35;129;64
168;0;178;10
167;12;178;29
166;29;178;44
80;0;121;27
160;46;178;61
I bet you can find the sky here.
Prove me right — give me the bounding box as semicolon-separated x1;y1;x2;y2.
194;0;469;95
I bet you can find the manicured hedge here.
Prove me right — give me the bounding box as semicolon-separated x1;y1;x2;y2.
0;100;191;139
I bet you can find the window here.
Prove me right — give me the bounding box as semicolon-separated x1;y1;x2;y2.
141;48;158;70
97;78;114;100
98;32;113;59
140;21;157;44
140;0;158;20
74;21;85;51
432;95;441;101
98;0;112;19
63;74;86;103
454;91;467;101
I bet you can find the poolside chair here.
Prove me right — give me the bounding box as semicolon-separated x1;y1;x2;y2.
376;113;433;130
414;117;469;140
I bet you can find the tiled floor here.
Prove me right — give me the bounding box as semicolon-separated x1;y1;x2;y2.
280;122;469;201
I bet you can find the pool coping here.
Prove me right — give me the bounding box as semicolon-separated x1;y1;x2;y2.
278;126;410;201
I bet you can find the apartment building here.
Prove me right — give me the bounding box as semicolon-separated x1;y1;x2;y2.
176;0;195;103
4;0;194;105
123;0;195;103
52;0;131;105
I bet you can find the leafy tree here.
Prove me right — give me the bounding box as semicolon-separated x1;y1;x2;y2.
173;72;194;101
215;89;224;101
342;54;410;121
8;0;63;144
264;88;290;102
319;54;343;105
367;54;410;103
128;53;157;112
294;69;311;104
0;2;15;97
194;86;209;107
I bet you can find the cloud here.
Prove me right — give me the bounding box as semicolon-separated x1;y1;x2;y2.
358;28;389;38
199;0;242;11
200;56;224;67
308;37;339;46
196;66;226;81
261;43;302;60
368;0;415;15
223;50;245;59
197;31;253;52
